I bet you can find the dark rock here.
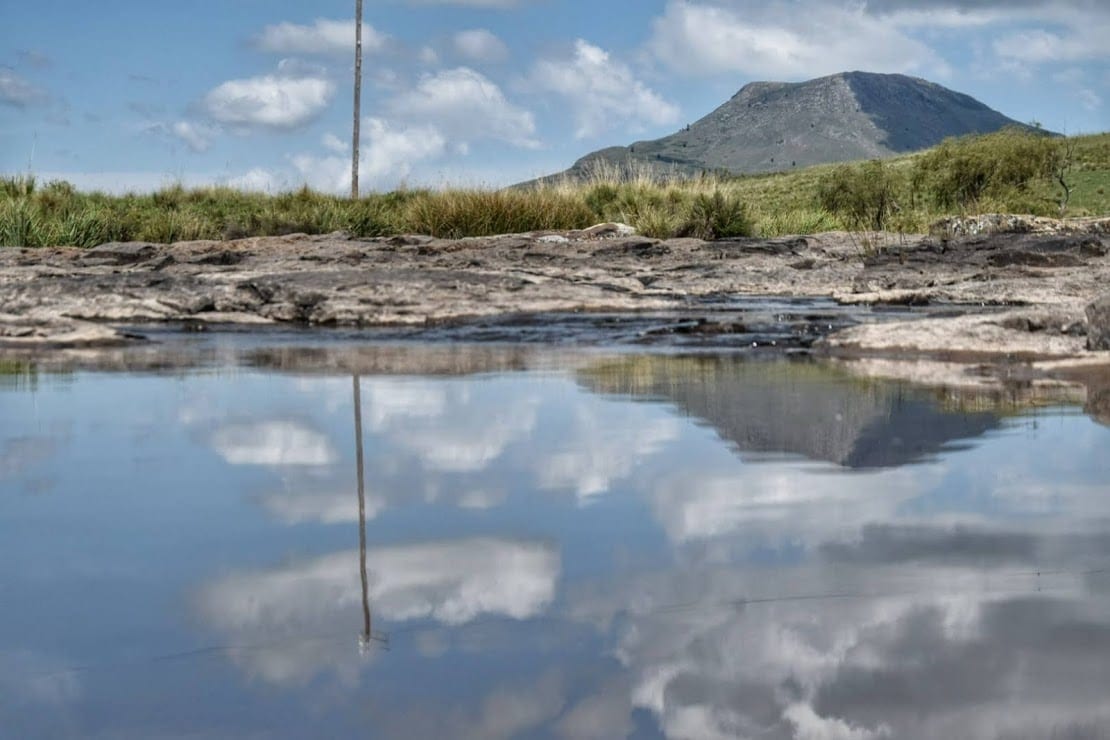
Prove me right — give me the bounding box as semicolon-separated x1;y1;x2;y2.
987;251;1084;268
591;239;668;258
190;250;244;266
1087;295;1110;350
83;242;158;264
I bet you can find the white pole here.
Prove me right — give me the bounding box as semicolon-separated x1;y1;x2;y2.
351;0;363;199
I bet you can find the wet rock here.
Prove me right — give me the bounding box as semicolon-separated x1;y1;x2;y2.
1087;295;1110;351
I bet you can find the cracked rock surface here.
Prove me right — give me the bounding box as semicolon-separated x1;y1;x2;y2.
2;221;1110;370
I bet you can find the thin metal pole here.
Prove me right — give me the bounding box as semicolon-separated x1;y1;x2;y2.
351;0;363;199
354;375;371;643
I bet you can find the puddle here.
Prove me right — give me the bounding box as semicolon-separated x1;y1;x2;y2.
2;337;1109;739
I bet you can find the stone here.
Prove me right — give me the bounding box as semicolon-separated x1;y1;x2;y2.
83;242;159;263
1087;295;1110;351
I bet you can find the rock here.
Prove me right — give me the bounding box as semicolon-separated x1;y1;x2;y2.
1087;295;1110;351
83;242;159;263
537;235;570;245
578;223;638;239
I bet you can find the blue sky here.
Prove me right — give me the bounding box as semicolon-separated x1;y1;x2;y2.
1;0;1107;193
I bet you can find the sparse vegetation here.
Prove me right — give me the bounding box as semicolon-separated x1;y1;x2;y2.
1;132;1107;248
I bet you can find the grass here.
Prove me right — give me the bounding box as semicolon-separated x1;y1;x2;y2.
2;132;1107;249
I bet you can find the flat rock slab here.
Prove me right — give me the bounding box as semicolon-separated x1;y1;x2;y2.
1088;294;1110;351
2;222;1110;359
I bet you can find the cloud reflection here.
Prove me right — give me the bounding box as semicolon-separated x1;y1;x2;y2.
210;421;337;467
196;538;560;684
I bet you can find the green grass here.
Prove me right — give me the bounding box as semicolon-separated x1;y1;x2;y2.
2;132;1107;248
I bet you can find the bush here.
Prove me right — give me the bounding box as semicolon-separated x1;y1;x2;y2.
912;128;1058;210
678;190;753;239
817;160;902;231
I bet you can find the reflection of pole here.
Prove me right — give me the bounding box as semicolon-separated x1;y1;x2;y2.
354;374;371;649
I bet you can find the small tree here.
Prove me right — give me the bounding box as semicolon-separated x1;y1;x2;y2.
1053;137;1076;215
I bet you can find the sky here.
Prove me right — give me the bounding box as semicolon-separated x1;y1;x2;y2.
1;0;1108;193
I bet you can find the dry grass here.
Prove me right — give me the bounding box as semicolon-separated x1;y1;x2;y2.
2;132;1106;248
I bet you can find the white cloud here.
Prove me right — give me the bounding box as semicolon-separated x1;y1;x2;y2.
0;67;48;107
389;67;539;148
784;703;891;740
419;46;440;66
255;19;389;57
410;0;521;6
210;421;337;466
202;74;335;130
171;121;213;153
224;167;289;192
531;39;680;139
647;1;947;79
291;117;447;192
992;24;1110;63
453;29;510;63
1078;89;1103;111
321;132;348;154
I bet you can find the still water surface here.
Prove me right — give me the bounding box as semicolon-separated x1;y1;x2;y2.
2;341;1110;739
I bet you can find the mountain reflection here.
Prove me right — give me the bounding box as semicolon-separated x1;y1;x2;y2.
578;355;1001;468
6;347;1110;738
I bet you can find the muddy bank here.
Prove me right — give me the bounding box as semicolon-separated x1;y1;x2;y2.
2;216;1109;383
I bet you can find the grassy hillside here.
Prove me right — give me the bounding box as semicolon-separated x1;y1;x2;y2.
1;131;1107;248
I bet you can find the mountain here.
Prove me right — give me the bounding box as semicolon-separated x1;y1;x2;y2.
539;71;1034;183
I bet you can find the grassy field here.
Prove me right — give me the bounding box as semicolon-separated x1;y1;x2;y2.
2;131;1107;248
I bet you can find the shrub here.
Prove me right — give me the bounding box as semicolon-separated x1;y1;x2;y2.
817;160;902;231
913;128;1058;210
678;190;753;239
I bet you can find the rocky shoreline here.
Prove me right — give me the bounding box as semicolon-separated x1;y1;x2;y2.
2;215;1109;400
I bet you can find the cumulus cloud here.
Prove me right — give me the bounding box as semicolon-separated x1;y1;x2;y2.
321;132;348;154
170;121;213;153
0;67;48;108
388;67;538;148
647;1;948;79
291;117;447;192
202;73;335;130
254;19;389;56
530;40;680;139
992;24;1110;64
452;29;510;63
224;167;289;192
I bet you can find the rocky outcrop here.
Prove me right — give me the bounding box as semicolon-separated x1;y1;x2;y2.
1087;295;1110;351
2;222;1110;367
